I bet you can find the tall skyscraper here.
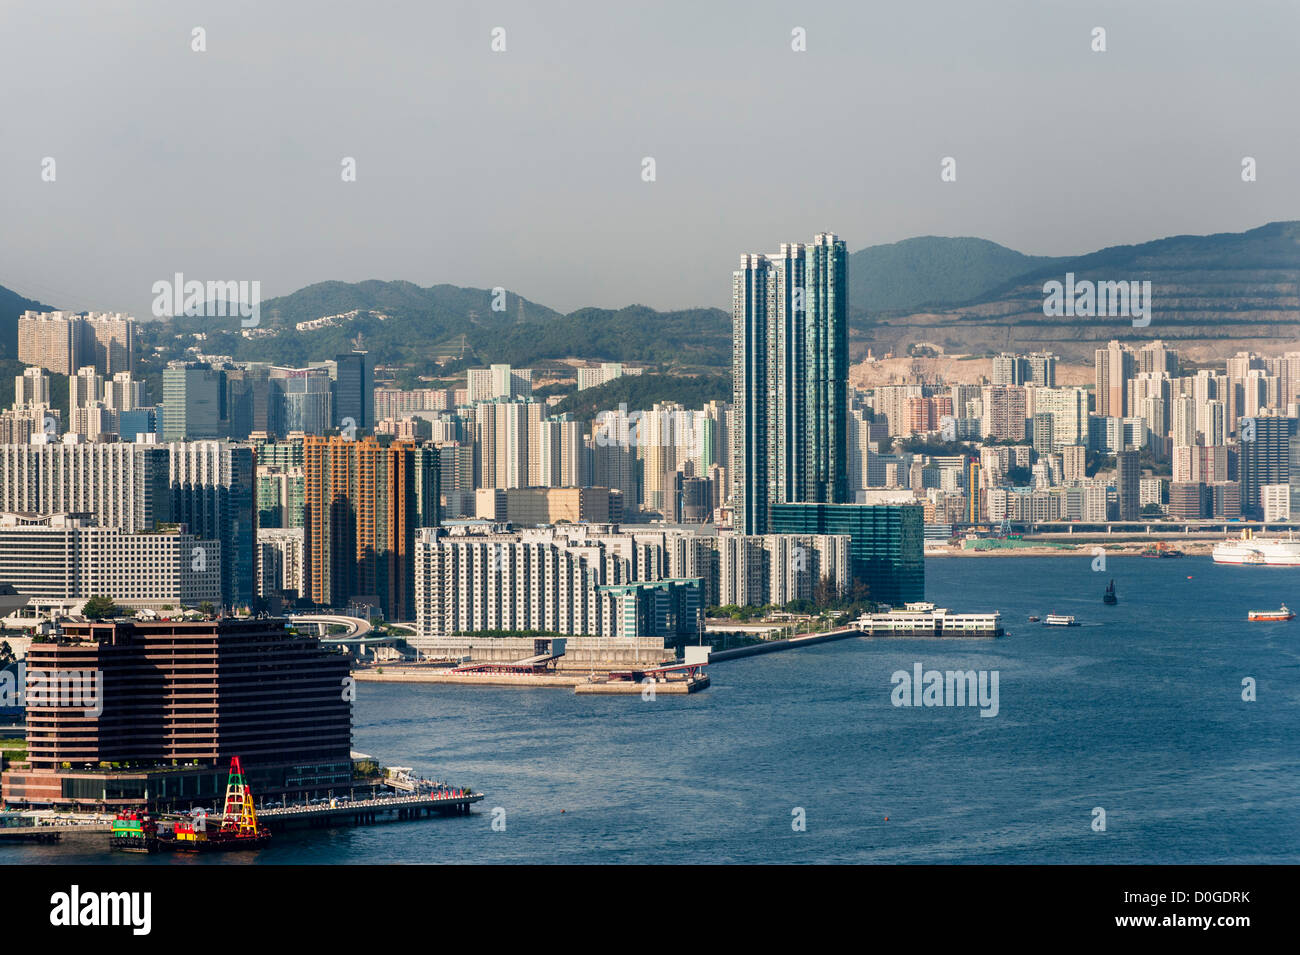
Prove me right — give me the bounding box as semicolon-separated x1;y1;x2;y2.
1095;340;1135;418
804;233;850;506
269;366;333;436
169;440;258;610
473;398;540;490
13;367;51;409
1115;450;1140;521
332;352;372;430
732;232;848;534
303;435;417;619
225;364;272;439
162;362;224;440
1238;413;1296;518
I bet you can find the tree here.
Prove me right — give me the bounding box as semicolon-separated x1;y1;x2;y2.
813;574;838;608
0;641;13;664
1004;466;1033;486
197;601;216;618
82;595;120;620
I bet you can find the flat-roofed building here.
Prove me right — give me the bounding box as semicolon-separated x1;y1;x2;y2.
2;616;351;809
503;486;621;526
767;502;924;605
0;512;219;610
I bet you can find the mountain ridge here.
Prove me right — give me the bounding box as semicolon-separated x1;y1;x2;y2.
3;221;1298;371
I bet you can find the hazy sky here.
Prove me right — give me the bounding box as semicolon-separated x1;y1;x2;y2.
2;0;1297;319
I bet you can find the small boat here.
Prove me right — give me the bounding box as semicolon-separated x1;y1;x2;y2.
1247;605;1294;622
109;812;158;853
1103;580;1118;605
1027;615;1040;622
158;756;271;852
1042;613;1079;627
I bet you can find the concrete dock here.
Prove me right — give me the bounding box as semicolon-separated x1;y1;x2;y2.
706;627;858;661
574;674;710;694
354;668;586;688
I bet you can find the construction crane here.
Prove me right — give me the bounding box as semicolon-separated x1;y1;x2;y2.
162;755;271;851
221;756;262;839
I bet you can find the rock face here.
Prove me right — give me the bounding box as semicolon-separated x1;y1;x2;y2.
853;222;1300;361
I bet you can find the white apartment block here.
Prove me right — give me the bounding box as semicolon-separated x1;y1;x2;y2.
0;436;170;532
981;385;1027;442
0;512;219;609
1027;386;1087;448
372;387;453;419
18;310;137;376
1261;484;1291;522
537;417;584;487
415;533;607;637
577;362;645;391
474;399;542;489
258;527;305;598
1139;478;1164;507
713;532;850;608
467;364;532;403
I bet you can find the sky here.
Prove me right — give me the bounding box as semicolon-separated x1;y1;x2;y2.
2;0;1297;319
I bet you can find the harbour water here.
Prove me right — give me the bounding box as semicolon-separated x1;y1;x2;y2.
5;555;1298;864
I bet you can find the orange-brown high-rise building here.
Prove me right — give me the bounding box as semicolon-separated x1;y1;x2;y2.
304;435;417;619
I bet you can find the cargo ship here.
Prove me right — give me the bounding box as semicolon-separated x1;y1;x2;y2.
857;602;1003;637
1247;605;1294;622
158;756;271;852
109;812;158;853
1213;529;1300;566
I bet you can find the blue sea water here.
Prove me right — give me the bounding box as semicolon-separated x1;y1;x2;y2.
6;555;1299;864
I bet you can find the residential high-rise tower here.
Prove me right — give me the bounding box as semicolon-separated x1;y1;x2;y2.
732;232;848;534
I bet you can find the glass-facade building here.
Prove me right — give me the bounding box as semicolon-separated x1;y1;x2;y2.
732;233;848;535
161;362;223;441
768;502;924;605
270;367;333;436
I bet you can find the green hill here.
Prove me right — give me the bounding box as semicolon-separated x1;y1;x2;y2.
8;221;1299;378
848;236;1066;322
144;285;730;373
860;221;1300;359
549;372;731;420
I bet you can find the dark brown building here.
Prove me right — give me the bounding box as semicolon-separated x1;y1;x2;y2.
2;617;351;809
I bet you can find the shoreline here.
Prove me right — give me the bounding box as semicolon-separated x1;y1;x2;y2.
928;543;1215;557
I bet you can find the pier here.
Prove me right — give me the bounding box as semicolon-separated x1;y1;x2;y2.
257;790;483;829
0;827;64;843
0;787;483;846
706;626;859;661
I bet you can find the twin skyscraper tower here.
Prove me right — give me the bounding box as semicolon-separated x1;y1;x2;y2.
732;232;850;535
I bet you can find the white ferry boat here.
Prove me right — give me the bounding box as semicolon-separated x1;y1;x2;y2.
857;602;1003;638
1247;605;1294;622
1213;529;1300;566
1042;613;1079;627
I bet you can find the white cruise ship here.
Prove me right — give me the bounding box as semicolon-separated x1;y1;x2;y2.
1212;529;1300;566
857;602;1003;637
